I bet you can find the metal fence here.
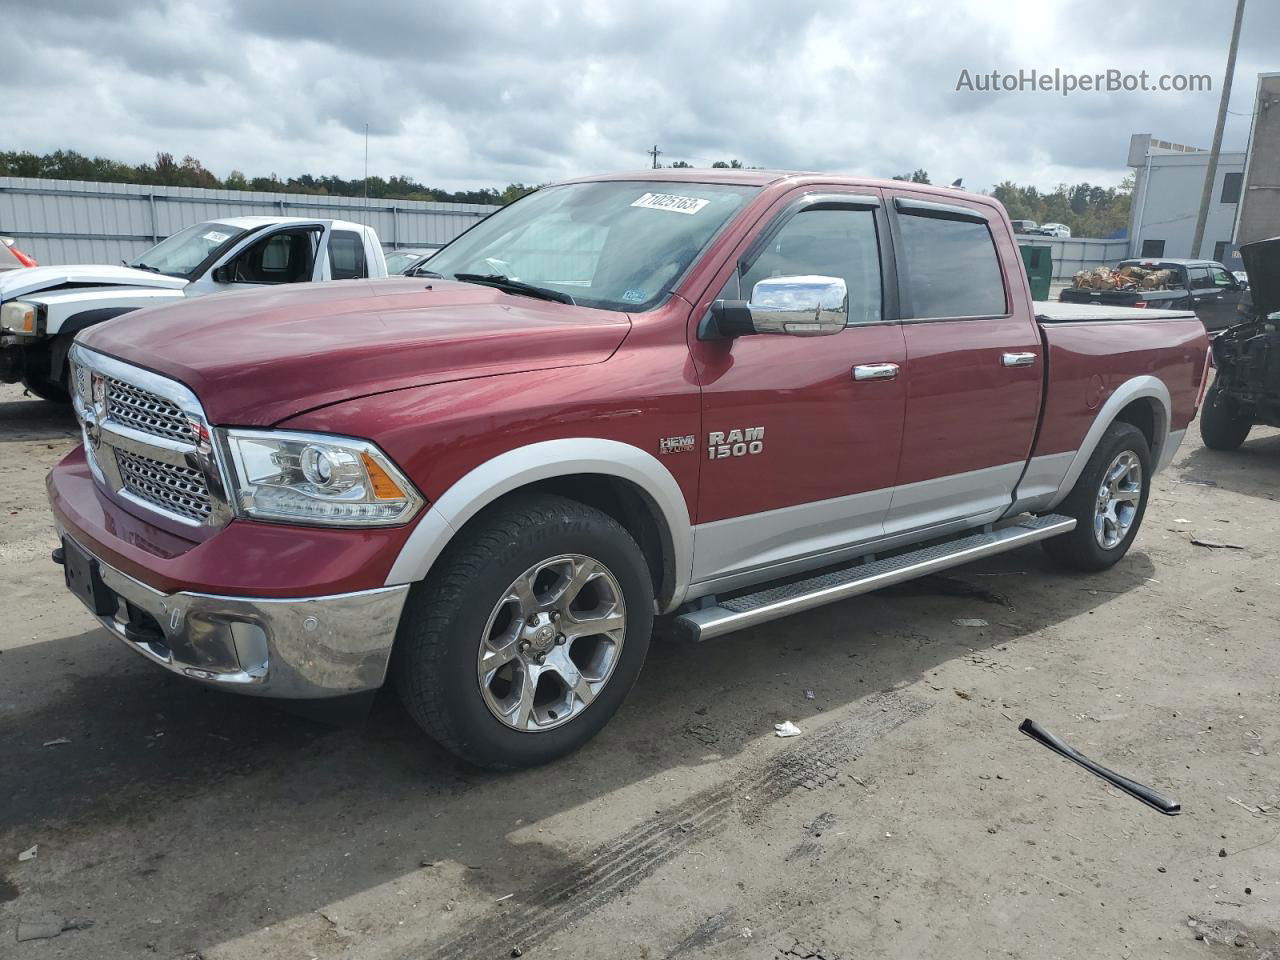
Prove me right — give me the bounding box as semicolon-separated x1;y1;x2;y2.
1016;236;1130;282
0;177;500;266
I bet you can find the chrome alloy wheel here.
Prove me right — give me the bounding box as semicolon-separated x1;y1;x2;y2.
1094;450;1143;550
477;554;627;732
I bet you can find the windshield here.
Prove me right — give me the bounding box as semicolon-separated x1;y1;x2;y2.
130;221;247;278
425;181;760;311
386;250;433;274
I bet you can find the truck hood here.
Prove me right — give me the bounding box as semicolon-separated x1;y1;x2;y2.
1241;236;1280;319
0;264;187;301
78;278;632;425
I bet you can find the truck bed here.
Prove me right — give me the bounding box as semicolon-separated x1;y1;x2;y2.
1034;301;1197;323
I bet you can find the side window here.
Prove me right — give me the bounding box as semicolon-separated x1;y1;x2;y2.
1188;266;1213;289
1209;266;1236;288
329;230;367;280
229;229;321;284
896;211;1007;319
739;208;882;325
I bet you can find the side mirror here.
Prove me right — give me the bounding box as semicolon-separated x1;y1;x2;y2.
708;275;848;338
211;264;233;284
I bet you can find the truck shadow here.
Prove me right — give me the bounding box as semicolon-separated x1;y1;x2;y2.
0;544;1155;956
1173;427;1280;502
0;392;78;443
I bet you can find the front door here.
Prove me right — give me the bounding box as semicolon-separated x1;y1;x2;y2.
688;191;907;585
885;192;1043;534
1195;263;1249;331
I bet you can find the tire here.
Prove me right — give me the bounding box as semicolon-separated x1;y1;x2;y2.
393;493;654;769
1199;384;1251;451
21;371;70;404
1042;421;1151;573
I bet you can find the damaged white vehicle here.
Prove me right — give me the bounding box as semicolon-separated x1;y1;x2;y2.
0;217;387;401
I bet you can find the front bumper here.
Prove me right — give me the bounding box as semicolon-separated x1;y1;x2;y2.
58;531;409;698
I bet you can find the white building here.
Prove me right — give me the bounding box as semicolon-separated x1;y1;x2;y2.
1126;134;1245;261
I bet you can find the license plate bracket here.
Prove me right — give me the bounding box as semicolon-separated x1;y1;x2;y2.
62;538;117;617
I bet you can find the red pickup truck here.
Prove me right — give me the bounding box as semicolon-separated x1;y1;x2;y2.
48;171;1208;768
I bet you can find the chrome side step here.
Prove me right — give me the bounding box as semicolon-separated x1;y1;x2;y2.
675;514;1075;642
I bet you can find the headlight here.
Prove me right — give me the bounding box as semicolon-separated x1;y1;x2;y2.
222;429;424;527
0;300;38;335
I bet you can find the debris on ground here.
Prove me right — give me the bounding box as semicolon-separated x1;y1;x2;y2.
1018;718;1180;815
954;689;973;700
774;721;803;738
1175;478;1218;487
802;689;816;700
953;618;989;628
42;737;70;747
1191;538;1244;550
1226;796;1270;816
17;845;37;862
16;916;94;942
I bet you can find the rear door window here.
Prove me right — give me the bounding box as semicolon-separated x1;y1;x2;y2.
895;208;1007;319
328;230;368;280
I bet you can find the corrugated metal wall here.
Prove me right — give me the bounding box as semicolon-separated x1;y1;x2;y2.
0;177;499;266
1016;236;1131;281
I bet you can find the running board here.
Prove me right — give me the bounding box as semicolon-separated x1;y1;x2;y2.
675;514;1075;642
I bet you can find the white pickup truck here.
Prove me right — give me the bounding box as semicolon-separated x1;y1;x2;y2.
0;216;387;400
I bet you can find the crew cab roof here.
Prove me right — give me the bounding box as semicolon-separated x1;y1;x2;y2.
215;215;371;232
555;169;1001;206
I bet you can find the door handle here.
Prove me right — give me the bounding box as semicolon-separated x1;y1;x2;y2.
853;362;900;381
1001;352;1038;367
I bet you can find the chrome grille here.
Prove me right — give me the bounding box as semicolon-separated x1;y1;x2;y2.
114;449;212;522
72;360;92;405
105;377;197;443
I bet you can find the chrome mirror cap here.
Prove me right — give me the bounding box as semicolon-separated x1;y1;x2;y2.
748;275;847;336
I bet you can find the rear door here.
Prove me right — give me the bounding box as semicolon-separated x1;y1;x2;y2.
688;189;907;585
885;193;1042;535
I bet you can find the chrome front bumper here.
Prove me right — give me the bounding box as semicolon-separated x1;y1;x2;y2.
60;534;409;698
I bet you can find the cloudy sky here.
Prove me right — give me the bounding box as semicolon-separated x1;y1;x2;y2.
3;0;1276;193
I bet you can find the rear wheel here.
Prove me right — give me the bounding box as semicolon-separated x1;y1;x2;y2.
1042;421;1151;572
393;494;653;769
1199;384;1251;451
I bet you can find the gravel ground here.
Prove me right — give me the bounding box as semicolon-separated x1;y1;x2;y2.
1;380;1277;960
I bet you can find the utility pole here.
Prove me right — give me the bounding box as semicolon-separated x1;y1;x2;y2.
649;144;662;169
1190;0;1246;258
363;122;370;201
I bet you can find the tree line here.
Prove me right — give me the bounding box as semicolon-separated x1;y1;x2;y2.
0;150;536;206
0;149;1133;236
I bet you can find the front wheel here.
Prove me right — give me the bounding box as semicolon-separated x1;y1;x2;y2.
1042;421;1151;572
21;370;70;404
393;494;653;769
1199;384;1251;451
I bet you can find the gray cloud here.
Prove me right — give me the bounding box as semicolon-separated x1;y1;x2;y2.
1;0;1275;193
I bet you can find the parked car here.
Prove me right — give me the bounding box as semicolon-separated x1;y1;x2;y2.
1199;235;1279;450
384;246;443;275
1031;223;1071;238
1;235;38;268
1059;258;1249;331
48;171;1207;769
1010;219;1039;235
0;217;387;401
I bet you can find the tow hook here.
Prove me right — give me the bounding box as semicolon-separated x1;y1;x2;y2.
51;546;65;566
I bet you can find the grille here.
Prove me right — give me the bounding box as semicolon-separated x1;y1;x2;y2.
72;360;92;405
114;449;212;522
106;377;197;443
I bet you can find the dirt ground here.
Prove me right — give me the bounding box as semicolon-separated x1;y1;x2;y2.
1;380;1278;960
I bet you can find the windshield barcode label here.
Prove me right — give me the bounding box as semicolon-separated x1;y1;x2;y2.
630;193;710;215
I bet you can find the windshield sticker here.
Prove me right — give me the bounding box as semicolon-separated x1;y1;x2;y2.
202;230;231;244
621;288;647;303
630;193;711;215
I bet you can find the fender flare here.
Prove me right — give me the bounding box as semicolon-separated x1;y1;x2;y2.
48;307;141;381
384;438;695;611
1045;375;1172;511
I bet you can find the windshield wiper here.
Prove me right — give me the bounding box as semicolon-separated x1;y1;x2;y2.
130;262;161;273
453;273;575;305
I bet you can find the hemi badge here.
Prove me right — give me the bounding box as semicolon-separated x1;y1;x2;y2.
659;435;695;455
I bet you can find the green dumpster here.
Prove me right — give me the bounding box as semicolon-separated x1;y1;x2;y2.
1020;244;1052;301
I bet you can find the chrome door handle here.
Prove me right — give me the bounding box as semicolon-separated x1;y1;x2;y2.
853;362;900;381
1001;352;1038;367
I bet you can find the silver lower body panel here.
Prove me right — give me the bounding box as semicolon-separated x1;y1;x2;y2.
675;514;1075;642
